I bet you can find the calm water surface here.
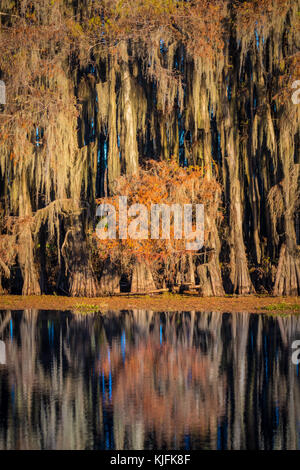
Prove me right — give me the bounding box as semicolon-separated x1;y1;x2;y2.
0;309;299;450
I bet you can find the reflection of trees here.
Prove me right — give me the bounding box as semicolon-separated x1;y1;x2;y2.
0;310;299;450
103;311;226;450
0;310;93;449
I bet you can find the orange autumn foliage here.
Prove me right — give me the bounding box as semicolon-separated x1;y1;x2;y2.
94;159;222;271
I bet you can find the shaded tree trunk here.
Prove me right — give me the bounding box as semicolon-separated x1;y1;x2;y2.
119;41;139;176
62;219;98;297
197;257;224;296
131;260;156;293
99;259;121;295
273;242;300;297
273;141;300;295
18;176;41;296
225;126;254;294
107;57;121;194
18;223;41;296
0;273;4;295
176;253;195;287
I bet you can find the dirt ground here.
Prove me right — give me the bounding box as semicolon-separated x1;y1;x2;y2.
0;294;299;314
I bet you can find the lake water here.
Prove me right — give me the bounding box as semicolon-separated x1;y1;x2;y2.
0;309;299;450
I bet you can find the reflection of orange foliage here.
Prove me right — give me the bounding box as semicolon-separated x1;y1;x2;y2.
99;335;226;447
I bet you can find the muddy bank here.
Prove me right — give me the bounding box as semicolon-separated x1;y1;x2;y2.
0;294;299;314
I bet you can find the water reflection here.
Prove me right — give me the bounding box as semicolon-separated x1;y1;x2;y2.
0;309;299;450
0;341;5;365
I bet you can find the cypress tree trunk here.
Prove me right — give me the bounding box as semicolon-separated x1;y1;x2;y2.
0;273;4;295
273;209;300;296
107;57;121;194
18;225;41;296
131;260;156;293
273;244;300;296
62;217;98;297
99;258;121;295
225;126;254;295
197;243;224;297
119;41;139;176
18;175;41;296
272;123;300;295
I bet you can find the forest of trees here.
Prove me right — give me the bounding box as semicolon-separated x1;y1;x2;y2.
0;0;299;297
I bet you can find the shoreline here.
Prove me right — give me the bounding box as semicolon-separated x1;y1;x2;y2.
0;294;299;314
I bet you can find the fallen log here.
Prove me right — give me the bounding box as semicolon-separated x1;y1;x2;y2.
113;288;170;296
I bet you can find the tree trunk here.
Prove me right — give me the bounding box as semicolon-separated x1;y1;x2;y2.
196;206;225;296
38;225;47;294
62;220;98;297
99;258;121;295
273;144;300;296
18;172;41;296
177;253;195;286
197;257;224;296
18;223;41;296
0;273;4;295
107;57;120;194
119;41;139;176
226;127;254;295
131;260;156;293
273;245;300;296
